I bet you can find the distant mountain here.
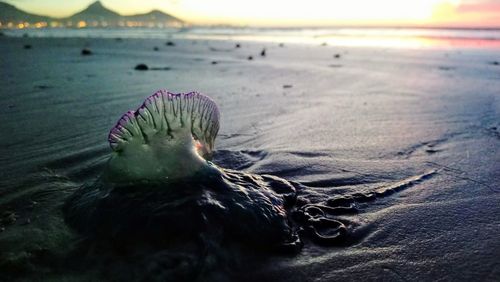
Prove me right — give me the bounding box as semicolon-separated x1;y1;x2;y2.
0;1;184;27
125;10;183;24
66;1;121;22
0;2;53;23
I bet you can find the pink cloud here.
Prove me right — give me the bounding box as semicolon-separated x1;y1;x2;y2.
456;1;500;13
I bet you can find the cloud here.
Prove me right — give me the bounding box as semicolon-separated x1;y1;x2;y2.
457;1;500;12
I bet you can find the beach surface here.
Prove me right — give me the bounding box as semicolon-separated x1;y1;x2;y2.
0;34;499;281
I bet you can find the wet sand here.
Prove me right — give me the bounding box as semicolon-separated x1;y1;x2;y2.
0;36;499;281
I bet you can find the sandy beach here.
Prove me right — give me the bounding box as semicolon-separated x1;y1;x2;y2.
0;34;499;281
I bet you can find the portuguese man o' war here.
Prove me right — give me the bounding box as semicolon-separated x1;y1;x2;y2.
65;90;302;251
65;90;434;253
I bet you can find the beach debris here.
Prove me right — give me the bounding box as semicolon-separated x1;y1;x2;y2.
166;41;175;46
35;85;52;90
235;43;241;48
81;48;92;56
153;46;159;51
23;44;32;49
260;48;266;57
134;64;149;71
334;53;341;59
247;56;253;60
283;84;293;89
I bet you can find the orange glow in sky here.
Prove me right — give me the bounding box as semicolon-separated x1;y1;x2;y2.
4;0;500;27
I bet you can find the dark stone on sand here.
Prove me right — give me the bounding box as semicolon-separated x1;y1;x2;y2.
235;43;241;48
211;61;218;65
334;54;341;59
81;48;92;56
23;44;32;49
248;56;253;60
153;46;159;51
261;48;266;57
490;61;499;66
166;41;175;46
134;64;149;71
283;85;293;89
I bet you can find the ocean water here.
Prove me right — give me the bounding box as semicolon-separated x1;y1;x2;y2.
3;26;500;48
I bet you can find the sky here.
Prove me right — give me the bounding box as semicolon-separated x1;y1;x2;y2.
4;0;500;27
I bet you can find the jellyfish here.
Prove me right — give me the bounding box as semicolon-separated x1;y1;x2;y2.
64;90;303;252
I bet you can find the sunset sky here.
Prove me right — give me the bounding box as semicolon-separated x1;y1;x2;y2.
4;0;500;27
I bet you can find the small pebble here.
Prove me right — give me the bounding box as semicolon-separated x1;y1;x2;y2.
211;61;218;65
153;46;159;51
283;85;293;89
260;48;266;57
24;44;32;49
166;41;175;46
334;54;341;59
235;43;241;48
247;56;253;61
134;64;149;71
81;48;92;56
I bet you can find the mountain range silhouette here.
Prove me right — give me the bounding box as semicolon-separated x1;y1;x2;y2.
0;1;184;27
